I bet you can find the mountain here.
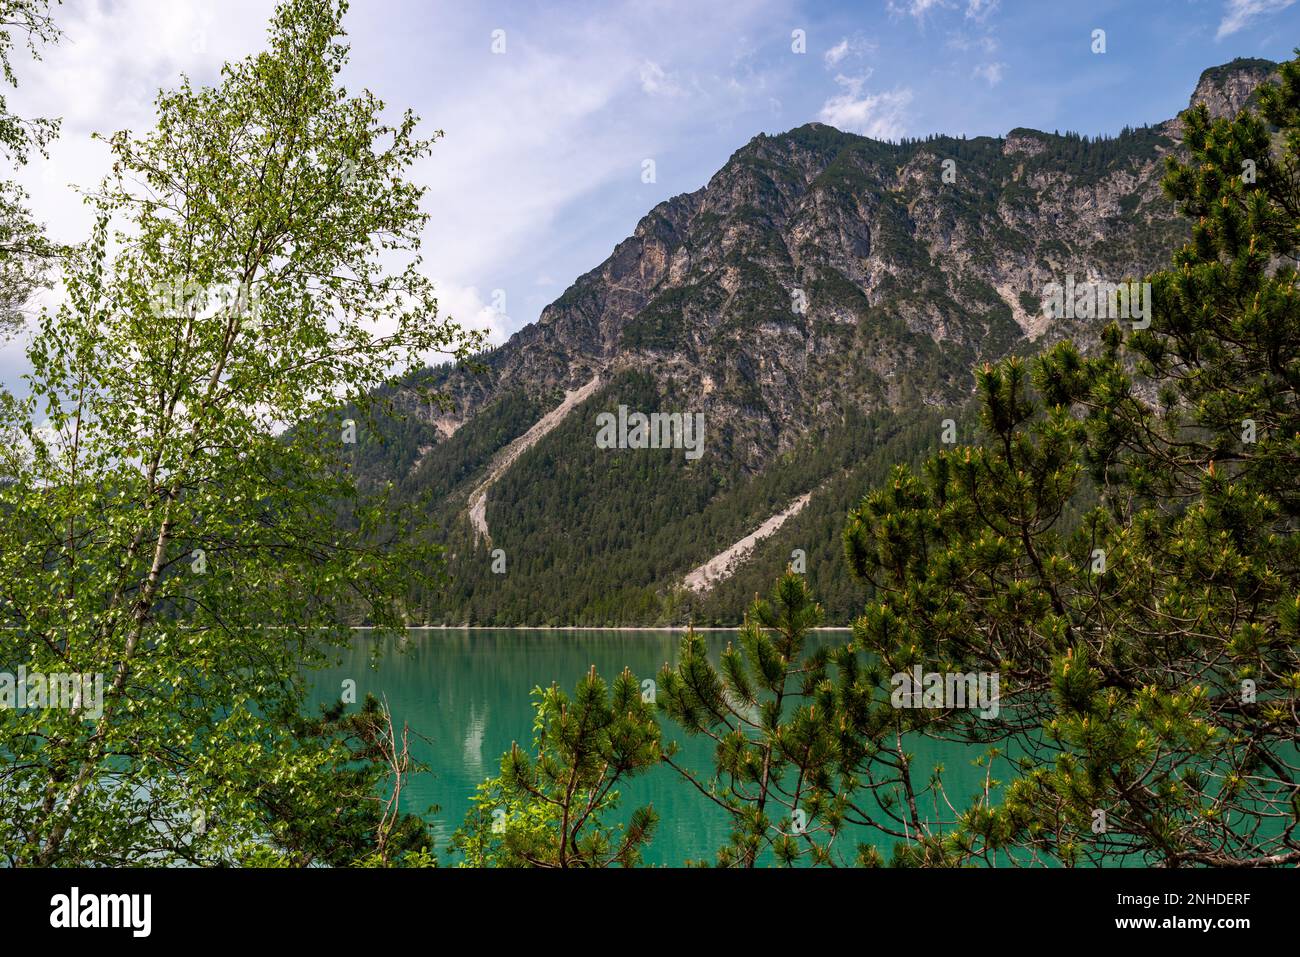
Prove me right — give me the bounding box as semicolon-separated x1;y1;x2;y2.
350;57;1278;626
1184;56;1278;120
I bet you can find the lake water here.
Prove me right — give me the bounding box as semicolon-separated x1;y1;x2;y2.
309;629;1012;866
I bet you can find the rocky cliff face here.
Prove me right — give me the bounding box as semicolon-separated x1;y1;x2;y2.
364;57;1280;625
1187;57;1279;119
418;119;1189;471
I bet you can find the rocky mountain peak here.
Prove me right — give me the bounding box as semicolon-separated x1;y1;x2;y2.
1189;56;1278;118
1003;128;1049;156
365;54;1289;625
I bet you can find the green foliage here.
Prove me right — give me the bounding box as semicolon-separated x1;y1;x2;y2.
658;573;848;866
452;668;660;867
0;0;63;337
620;282;725;350
470;568;1018;868
401;372;959;626
843;54;1300;866
691;406;963;624
343;92;1197;628
260;694;438;867
0;0;479;865
422;371;732;625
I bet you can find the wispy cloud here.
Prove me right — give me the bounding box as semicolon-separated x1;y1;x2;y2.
972;61;1005;86
823;34;877;68
0;0;1290;372
1216;0;1296;38
821;34;873;70
639;60;685;97
887;0;953;22
818;76;913;140
824;38;851;67
8;0;274;247
1;0;274;381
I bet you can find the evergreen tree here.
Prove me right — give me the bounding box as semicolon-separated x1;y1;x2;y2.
257;694;438;868
452;667;660;867
657;572;869;866
843;54;1300;866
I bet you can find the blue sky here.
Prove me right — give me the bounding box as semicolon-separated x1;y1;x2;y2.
2;0;1298;383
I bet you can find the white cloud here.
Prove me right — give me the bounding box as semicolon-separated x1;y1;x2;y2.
6;0;274;248
823;35;877;68
972;61;1005;87
818;78;913;140
889;0;997;25
1216;0;1296;38
433;282;509;349
639;60;684;97
407;0;796;339
824;38;851;67
409;42;653;343
1;0;802;386
887;0;953;20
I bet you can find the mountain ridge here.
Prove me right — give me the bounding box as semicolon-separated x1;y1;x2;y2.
354;56;1279;626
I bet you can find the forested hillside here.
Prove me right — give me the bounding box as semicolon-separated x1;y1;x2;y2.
342;57;1278;625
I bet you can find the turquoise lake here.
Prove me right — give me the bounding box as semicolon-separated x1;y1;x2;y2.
309;629;1014;866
